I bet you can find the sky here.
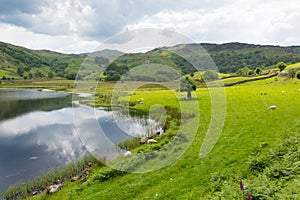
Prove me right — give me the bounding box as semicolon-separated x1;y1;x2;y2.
0;0;300;53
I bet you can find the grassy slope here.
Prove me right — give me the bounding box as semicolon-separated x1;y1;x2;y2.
31;78;300;199
168;43;300;73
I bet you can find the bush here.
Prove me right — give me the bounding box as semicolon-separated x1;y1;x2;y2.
296;71;300;79
203;70;219;81
276;62;287;71
94;169;125;182
236;67;252;76
255;67;262;74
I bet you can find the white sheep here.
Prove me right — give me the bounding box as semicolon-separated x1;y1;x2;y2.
147;139;157;144
140;137;147;144
267;105;276;110
124;151;132;157
282;91;286;94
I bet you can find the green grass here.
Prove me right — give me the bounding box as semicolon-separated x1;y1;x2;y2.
27;77;300;199
205;73;275;87
0;69;20;78
0;79;75;91
284;62;300;70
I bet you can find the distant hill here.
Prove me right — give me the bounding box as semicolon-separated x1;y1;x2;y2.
164;42;300;73
104;49;195;81
0;42;122;80
1;41;300;81
86;49;124;59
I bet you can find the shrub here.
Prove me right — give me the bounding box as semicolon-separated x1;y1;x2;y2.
236;67;252;76
255;67;262;74
203;70;219;80
276;62;287;71
296;71;300;79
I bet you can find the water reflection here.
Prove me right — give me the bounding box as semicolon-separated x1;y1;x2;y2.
0;89;71;121
0;89;153;192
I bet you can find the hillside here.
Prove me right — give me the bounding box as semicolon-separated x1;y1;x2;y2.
103;42;300;81
165;42;300;73
0;42;112;81
1;41;300;81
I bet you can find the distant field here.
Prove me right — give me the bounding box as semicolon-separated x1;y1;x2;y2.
285;62;300;70
205;73;275;87
0;69;19;79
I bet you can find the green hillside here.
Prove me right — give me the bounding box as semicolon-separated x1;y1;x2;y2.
165;43;300;73
0;42;109;81
1;41;300;82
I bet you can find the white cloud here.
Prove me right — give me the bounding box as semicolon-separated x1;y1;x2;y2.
0;23;100;53
125;0;300;46
0;0;300;53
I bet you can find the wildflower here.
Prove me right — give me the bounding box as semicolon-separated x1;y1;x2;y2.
247;192;251;200
239;179;243;191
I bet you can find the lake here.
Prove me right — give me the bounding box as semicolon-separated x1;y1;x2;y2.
0;89;152;192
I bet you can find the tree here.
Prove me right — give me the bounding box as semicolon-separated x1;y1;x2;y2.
255;67;262;74
236;67;252;76
48;72;54;78
17;67;24;77
66;72;76;80
276;62;287;71
180;75;196;99
296;71;300;79
203;70;219;81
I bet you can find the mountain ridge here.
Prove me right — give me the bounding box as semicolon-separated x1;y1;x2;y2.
1;40;300;80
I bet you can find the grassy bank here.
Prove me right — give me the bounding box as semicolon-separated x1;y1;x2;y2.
19;77;299;199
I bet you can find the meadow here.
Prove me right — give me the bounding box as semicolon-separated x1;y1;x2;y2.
18;76;299;200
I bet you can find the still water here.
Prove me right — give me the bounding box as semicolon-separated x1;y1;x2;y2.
0;89;150;192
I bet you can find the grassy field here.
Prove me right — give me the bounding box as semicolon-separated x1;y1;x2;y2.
0;79;75;91
23;76;300;199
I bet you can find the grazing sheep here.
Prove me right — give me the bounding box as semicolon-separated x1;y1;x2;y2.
282;91;286;94
147;139;157;144
124;151;132;157
267;105;276;110
140;137;147;144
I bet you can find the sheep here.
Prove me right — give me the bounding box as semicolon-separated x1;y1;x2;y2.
147;139;157;144
124;151;132;157
140;137;147;144
267;105;276;110
282;91;286;94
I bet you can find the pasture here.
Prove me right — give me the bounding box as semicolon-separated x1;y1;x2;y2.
29;77;300;199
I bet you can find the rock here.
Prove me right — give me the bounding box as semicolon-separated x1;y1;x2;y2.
83;169;90;175
71;176;79;182
32;191;38;196
124;151;132;157
88;162;93;167
47;184;62;194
